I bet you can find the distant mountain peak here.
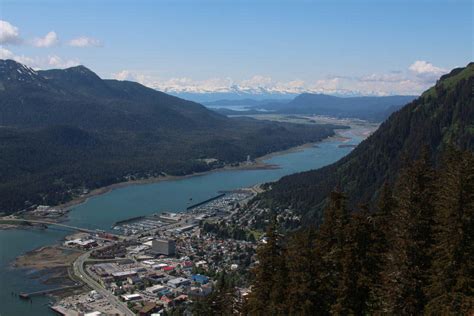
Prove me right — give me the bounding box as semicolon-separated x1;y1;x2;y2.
63;65;96;75
40;64;102;82
0;59;42;84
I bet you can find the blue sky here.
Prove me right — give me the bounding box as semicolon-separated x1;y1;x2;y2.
1;0;472;95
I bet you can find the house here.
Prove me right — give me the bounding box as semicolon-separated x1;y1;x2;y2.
160;295;173;307
139;302;159;316
121;293;142;301
152;263;168;270
191;274;209;284
167;277;191;288
162;266;174;272
112;270;137;280
174;294;188;305
127;275;143;285
147;274;165;284
187;283;212;297
145;285;165;295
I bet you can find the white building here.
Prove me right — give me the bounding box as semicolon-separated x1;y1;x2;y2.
146;284;165;294
168;277;191;288
121;293;142;301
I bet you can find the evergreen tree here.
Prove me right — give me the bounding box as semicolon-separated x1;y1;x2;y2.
382;150;436;314
371;182;397;310
315;190;351;312
242;151;473;315
285;227;323;315
376;181;397;219
332;204;385;315
245;219;287;315
426;149;474;314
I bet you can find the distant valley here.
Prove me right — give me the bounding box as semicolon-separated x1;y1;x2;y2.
201;94;416;122
0;60;340;214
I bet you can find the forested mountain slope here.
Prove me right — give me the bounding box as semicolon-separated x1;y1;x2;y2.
0;60;339;214
242;149;473;315
0;60;224;130
257;63;474;222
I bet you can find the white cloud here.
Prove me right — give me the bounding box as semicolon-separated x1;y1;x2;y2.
0;47;36;66
111;70;233;93
0;20;21;44
408;60;447;84
109;60;450;96
0;47;14;59
68;36;102;47
112;70;136;81
0;48;79;69
359;73;405;83
409;60;445;75
32;31;59;47
47;55;80;68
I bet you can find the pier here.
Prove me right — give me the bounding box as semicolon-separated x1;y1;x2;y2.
112;215;145;227
186;193;226;210
19;284;82;299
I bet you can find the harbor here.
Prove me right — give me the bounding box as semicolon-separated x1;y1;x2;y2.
111;190;254;236
0;125;371;315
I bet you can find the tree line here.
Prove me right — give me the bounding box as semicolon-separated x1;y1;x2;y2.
244;147;473;315
257;69;473;223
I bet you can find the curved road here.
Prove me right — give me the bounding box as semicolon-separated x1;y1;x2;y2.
72;247;134;316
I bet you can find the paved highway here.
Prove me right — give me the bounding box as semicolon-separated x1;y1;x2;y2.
0;218;100;234
72;247;134;316
0;218;125;242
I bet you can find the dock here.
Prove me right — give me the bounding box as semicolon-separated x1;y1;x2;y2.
186;193;226;210
112;216;145;227
19;284;82;299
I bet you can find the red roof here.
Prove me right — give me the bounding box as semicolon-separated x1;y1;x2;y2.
174;295;188;301
162;266;174;271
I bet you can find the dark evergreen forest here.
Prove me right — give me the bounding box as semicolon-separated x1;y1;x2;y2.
0;60;338;214
244;148;473;315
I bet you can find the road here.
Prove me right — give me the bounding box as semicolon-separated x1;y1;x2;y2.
72;247;134;316
0;218;122;239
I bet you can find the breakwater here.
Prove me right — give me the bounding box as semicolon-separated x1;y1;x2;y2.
186;193;226;210
112;216;145;227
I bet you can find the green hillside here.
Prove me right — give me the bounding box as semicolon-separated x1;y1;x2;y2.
256;63;474;223
0;60;339;214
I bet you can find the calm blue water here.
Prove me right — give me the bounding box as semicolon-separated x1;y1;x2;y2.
0;127;368;316
206;105;250;111
0;229;69;316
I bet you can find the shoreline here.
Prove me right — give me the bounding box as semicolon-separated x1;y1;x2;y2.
0;140;320;229
0;125;363;230
3;124;372;304
1;127;357;228
54;135;342;212
55;160;277;212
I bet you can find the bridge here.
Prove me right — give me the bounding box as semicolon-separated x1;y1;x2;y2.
0;218;120;239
